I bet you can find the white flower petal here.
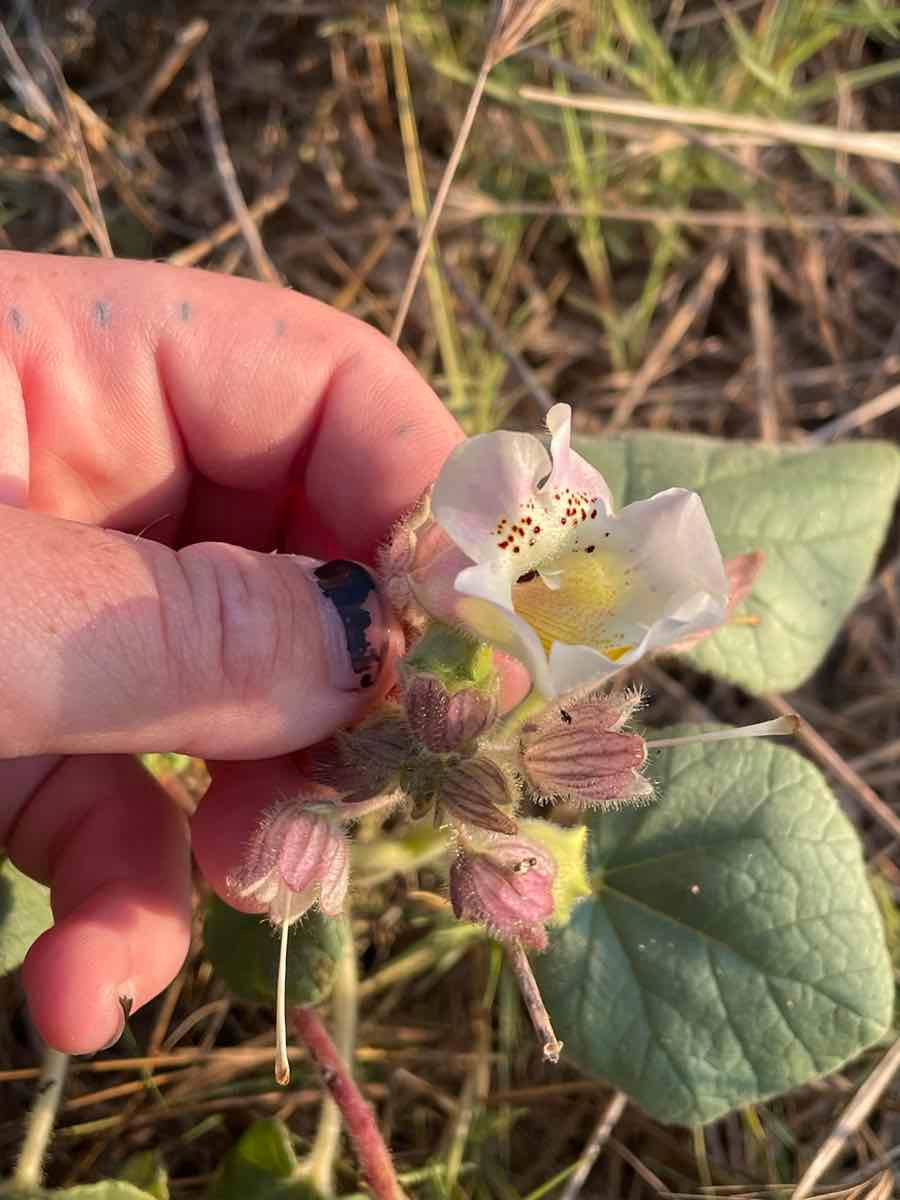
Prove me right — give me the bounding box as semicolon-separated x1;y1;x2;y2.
602;488;728;630
431;430;550;563
547;642;624;694
422;404;727;700
453;562;554;695
545;404;613;515
540;489;728;695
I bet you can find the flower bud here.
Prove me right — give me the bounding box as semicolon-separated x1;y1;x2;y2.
228;800;350;925
311;708;412;804
441;755;518;834
519;690;652;808
377;491;466;628
401;623;499;751
450;834;556;950
404;672;498;752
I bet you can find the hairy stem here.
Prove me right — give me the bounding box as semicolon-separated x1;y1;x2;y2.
305;920;358;1195
292;1004;407;1200
13;1045;69;1188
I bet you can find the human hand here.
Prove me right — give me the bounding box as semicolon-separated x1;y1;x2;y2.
0;252;461;1054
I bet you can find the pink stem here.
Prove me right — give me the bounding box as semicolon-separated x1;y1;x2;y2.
292;1006;407;1200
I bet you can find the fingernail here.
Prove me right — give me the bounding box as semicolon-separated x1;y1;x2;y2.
298;558;389;692
96;994;132;1053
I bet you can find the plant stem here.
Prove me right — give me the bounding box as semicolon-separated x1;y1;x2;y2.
305;920;358;1195
292;1004;407;1200
506;939;563;1063
13;1045;69;1189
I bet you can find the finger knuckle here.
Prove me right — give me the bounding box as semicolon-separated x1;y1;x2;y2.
174;543;290;702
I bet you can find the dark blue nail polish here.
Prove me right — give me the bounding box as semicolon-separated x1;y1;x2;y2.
312;560;387;691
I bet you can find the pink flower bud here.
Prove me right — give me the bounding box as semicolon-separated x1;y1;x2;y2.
228;800;350;925
440;755;518;835
450;835;556;950
520;691;651;808
405;672;498;752
377;490;469;630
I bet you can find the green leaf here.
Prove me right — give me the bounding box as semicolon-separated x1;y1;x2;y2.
576;433;900;693
519;819;591;925
203;897;347;1007
0;857;53;976
534;732;893;1125
117;1150;169;1200
207;1119;320;1200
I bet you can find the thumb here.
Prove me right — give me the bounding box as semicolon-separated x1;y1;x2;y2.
0;508;396;759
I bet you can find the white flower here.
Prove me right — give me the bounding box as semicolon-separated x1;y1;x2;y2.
419;404;728;697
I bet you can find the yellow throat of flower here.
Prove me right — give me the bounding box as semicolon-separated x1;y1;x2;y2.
512;550;634;660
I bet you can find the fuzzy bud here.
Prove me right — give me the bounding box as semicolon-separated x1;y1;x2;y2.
311;708;412;804
228;800;350;925
441;755;518;834
377;490;463;629
520;691;652;808
404;673;498;752
401;623;499;751
450;834;556;950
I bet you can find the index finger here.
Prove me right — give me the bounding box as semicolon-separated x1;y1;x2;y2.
0;251;461;554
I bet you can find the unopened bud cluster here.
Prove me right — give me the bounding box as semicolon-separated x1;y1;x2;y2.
231;621;653;952
227;445;786;1079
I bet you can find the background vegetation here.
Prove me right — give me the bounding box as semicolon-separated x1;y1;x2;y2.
1;1;900;1196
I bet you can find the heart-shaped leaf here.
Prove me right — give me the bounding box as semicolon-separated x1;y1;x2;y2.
117;1150;168;1200
576;433;900;693
0;857;53;977
534;731;893;1125
207;1119;320;1200
203;898;346;1008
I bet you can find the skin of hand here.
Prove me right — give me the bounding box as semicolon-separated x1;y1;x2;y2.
0;251;463;1055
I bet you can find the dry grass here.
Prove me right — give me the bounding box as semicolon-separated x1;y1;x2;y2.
2;1;900;1196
